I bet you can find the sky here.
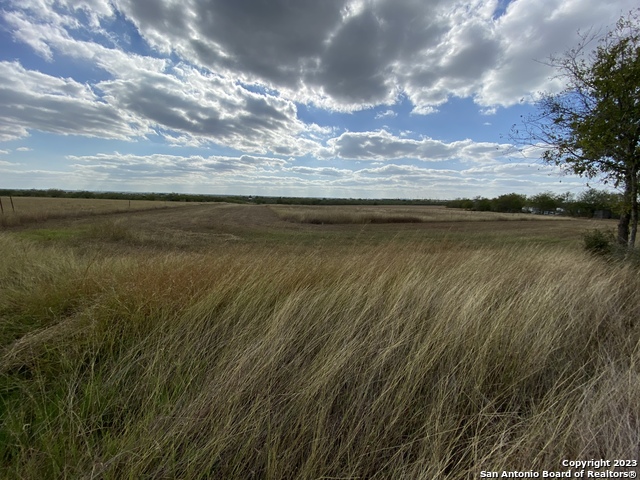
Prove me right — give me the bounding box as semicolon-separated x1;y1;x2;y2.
0;0;637;199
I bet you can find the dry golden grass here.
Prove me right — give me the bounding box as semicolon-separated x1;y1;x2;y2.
270;204;568;224
1;210;638;478
0;196;190;227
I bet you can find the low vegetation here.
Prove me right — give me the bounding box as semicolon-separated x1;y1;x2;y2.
0;204;637;478
446;189;622;217
271;205;425;224
0;196;190;228
270;205;565;224
0;188;625;222
583;228;640;265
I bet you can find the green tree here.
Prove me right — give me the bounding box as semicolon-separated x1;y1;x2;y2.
472;196;492;211
574;188;621;217
491;193;527;213
529;192;562;214
513;12;640;247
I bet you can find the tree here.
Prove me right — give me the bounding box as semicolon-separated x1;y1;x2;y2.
513;11;640;247
491;193;527;213
529;191;562;214
574;188;621;217
472;196;492;211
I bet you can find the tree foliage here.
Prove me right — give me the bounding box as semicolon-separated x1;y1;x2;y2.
446;189;620;218
513;11;640;247
528;192;562;213
492;193;527;213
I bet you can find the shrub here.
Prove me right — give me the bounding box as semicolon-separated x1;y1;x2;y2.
583;229;614;255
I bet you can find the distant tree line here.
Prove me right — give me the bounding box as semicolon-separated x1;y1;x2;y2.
0;189;447;206
250;196;446;206
445;189;622;218
0;189;251;204
0;188;622;216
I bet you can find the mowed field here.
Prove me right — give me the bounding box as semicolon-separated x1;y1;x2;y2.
1;202;638;479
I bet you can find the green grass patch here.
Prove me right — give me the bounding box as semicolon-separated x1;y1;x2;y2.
17;228;82;242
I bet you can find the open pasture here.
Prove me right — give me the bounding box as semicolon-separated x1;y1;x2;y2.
270;204;566;224
5;202;614;250
0;196;191;228
0;203;636;479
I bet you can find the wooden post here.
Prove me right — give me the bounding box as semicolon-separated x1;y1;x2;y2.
10;196;15;213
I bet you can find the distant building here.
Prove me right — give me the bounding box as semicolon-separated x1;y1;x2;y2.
593;209;612;219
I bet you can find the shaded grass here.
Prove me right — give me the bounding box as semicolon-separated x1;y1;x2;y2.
275;209;424;224
17;228;82;242
1;228;639;478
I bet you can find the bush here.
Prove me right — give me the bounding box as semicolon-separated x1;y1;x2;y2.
583;229;614;255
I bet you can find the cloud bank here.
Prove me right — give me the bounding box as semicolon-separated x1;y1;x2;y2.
1;0;634;196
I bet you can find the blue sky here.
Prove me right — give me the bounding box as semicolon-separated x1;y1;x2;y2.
0;0;637;199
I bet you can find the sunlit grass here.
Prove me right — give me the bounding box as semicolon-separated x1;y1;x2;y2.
0;196;190;227
270;204;569;224
1;224;638;478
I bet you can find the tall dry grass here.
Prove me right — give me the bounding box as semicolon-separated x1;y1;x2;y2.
1;232;639;478
0;196;188;227
270;205;568;224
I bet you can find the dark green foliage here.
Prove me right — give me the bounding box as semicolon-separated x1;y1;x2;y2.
529;192;563;214
583;229;615;255
473;197;492;211
513;12;640;247
446;189;621;218
569;189;621;217
491;193;527;213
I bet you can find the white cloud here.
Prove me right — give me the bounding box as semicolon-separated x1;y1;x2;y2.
475;0;639;107
97;64;319;154
67;152;289;181
374;110;397;120
5;0;638;115
461;162;558;177
4;6;169;75
0;148;586;198
3;3;325;155
284;166;350;177
0;0;628;199
480;107;497;116
0;61;149;141
321;130;511;162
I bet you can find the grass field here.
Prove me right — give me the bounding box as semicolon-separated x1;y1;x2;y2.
1;203;637;479
270;204;566;224
0;196;191;227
